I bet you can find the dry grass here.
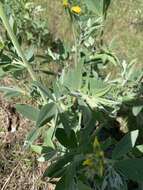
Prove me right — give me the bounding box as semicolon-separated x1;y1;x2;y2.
34;0;72;43
0;79;54;190
36;0;143;64
0;94;55;190
104;0;143;65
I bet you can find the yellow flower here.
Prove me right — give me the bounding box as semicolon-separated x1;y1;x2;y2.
63;0;69;7
71;6;81;14
83;159;93;167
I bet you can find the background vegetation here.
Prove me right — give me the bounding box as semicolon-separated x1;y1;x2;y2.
35;0;143;62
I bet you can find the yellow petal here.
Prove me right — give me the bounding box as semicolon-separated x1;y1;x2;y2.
71;6;81;14
83;159;93;167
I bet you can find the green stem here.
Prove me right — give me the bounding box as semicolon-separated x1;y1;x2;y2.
0;2;36;81
72;22;78;67
0;2;47;103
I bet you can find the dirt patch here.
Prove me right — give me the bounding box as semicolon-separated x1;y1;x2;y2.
0;91;55;190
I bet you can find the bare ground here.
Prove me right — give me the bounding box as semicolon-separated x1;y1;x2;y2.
0;80;55;190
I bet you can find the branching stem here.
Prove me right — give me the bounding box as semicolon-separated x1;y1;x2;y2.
0;2;47;103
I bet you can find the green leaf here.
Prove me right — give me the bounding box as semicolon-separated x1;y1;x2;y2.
25;46;34;62
43;127;55;148
61;59;83;91
78;99;92;126
55;128;77;149
65;162;76;190
16;104;39;121
83;0;103;15
132;105;143;116
53;82;65;99
31;145;42;154
101;137;113;151
136;145;143;153
43;152;74;178
55;155;84;190
36;102;57;128
38;148;57;162
25;128;41;147
31;145;56;160
103;0;111;16
89;78;111;97
84;0;111;16
0;86;22;97
0;68;5;78
4;91;21;99
65;155;85;190
59;112;74;136
33;81;55;101
55;176;66;190
115;158;143;182
0;53;11;65
77;181;92;190
112;130;139;159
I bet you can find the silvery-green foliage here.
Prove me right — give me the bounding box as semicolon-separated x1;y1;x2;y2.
3;0;51;47
79;17;103;47
101;166;127;190
1;1;143;189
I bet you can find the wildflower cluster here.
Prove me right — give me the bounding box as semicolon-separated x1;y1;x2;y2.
63;0;81;14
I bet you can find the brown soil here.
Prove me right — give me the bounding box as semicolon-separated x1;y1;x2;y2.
0;79;55;190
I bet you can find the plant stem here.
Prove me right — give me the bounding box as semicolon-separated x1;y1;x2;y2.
0;2;47;103
72;22;78;67
0;2;36;81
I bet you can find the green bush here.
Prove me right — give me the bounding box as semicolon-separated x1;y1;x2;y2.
2;0;52;47
1;0;143;189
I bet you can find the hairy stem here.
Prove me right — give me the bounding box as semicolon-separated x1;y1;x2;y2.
72;22;78;67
